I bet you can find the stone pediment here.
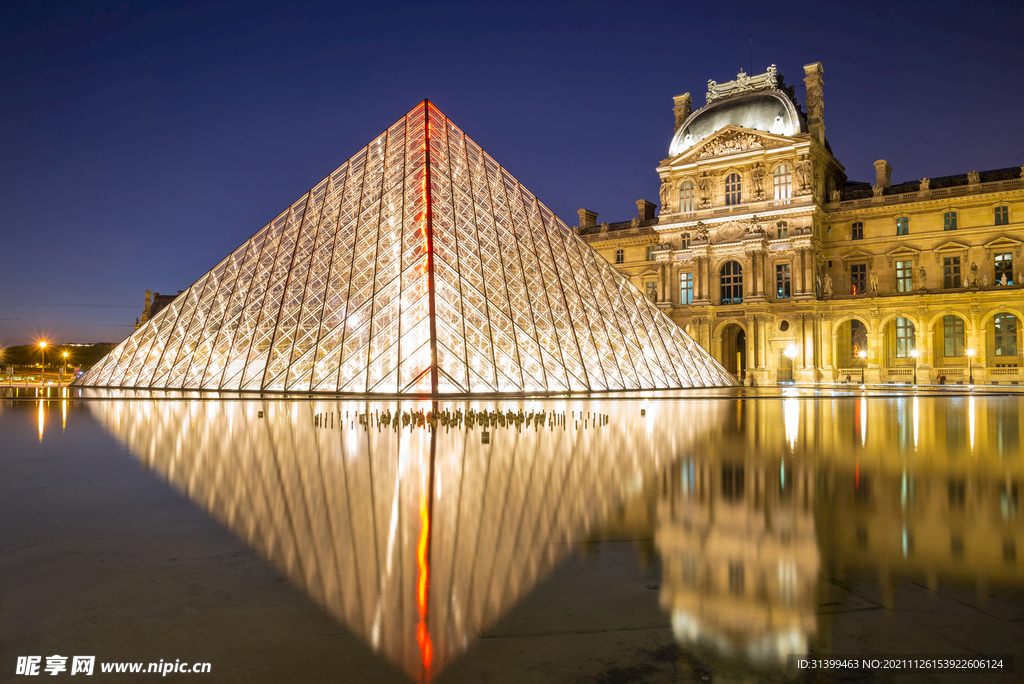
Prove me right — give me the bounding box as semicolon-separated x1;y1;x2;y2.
839;249;875;262
983;235;1022;258
885;245;920;267
933;240;970;253
676;126;793;163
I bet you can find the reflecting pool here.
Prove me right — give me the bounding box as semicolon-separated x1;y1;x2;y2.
3;389;1023;683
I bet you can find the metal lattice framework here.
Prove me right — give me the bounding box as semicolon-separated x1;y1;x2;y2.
77;102;734;394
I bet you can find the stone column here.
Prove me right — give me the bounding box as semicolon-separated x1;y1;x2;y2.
757;314;770;369
745;315;757;384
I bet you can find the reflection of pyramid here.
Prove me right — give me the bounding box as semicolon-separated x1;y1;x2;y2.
77;102;733;394
89;398;725;681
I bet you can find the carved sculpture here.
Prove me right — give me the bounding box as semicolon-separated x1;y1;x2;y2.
692;221;710;241
659;181;671;210
696;172;713;207
823;273;833;296
920;178;930;191
967;170;980;184
970;261;979;285
794;156;811;195
706;65;779;104
599;221;610;233
806;83;823;121
830;189;842;202
919;266;927;289
1002;273;1009;286
983;274;989;286
630;216;640;229
869;270;879;293
872;185;884;197
698;131;764;158
749;163;766;200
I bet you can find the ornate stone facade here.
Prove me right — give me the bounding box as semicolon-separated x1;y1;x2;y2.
581;62;1024;385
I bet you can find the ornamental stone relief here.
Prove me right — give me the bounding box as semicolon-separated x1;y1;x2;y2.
705;65;779;104
697;131;768;159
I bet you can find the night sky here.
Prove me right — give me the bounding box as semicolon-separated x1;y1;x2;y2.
3;0;1022;346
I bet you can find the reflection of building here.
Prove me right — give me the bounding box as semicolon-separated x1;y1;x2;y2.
584;62;1024;385
656;448;820;666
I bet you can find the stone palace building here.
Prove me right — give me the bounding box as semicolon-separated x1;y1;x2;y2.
581;62;1024;385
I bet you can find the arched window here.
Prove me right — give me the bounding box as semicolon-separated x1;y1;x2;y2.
679;180;695;213
942;315;965;357
773;165;792;200
720;261;743;304
994;314;1018;356
724;173;741;206
895;317;915;357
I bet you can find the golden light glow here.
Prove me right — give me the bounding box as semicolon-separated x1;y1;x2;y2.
39;341;47;349
784;344;798;359
37;401;44;442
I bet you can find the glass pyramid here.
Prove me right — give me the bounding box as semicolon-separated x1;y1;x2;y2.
76;102;734;394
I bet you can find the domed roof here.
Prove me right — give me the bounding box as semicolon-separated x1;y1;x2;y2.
669;90;805;157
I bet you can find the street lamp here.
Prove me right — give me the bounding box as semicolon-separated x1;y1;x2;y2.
910;348;919;386
858;349;868;384
38;341;47;387
966;347;975;385
62;350;69;378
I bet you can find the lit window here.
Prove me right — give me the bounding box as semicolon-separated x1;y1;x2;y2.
943;315;965;357
776;263;791;299
995;206;1009;226
773;165;792;200
895;317;915;358
995;253;1013;285
896;260;913;293
896;217;909;235
944;211;957;231
681;233;691;248
615;249;624;264
680;180;695;213
851;263;866;294
645;282;657;301
943;256;961;288
646;245;655;261
680;272;693;304
994;314;1018;356
851;222;864;240
719;261;743;304
724;173;741;206
776;221;788;238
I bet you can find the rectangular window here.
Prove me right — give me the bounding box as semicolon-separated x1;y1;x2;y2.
680;272;693;304
615;249;624;264
852;222;864;240
995;252;1014;285
943;256;961;289
646;246;655;261
943;315;965;357
645;281;657;301
995;206;1009;226
681;233;691;248
776;221;788;238
895;317;915;358
896;260;913;293
944;211;957;231
994;314;1018;356
776;263;791;299
851;263;867;294
896;217;909;235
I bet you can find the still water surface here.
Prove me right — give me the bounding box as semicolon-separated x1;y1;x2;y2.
3;389;1023;682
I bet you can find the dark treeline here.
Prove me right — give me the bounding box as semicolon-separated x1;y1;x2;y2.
2;343;116;369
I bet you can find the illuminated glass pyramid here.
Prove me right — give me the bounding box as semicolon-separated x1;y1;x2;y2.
77;102;734;393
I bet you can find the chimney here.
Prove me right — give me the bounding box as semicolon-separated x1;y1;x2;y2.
578;209;598;231
636;199;657;221
672;93;692;129
802;62;825;144
873;160;892;189
144;290;152;314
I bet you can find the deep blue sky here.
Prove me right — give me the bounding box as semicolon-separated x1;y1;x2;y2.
3;0;1022;346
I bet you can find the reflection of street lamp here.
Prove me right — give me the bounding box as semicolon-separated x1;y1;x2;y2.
38;341;47;387
966;347;975;385
858;349;868;384
784;344;798;384
910;348;919;386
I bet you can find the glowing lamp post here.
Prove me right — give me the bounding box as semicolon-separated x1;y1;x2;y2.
39;341;47;387
858;349;868;384
910;348;919;386
966;347;975;385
